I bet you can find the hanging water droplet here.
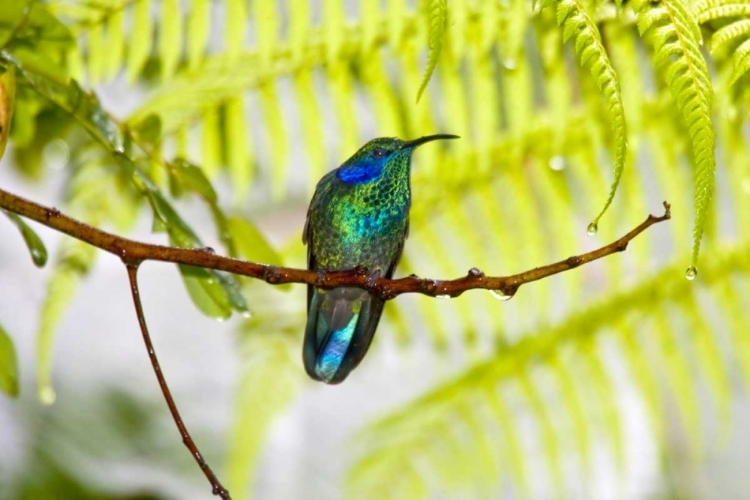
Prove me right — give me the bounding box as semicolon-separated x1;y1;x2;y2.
39;387;57;405
489;289;513;301
587;222;598;236
436;294;451;300
685;266;698;281
548;156;566;171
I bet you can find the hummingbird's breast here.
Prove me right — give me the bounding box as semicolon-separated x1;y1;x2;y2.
310;180;409;273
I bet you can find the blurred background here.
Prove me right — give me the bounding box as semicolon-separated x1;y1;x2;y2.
2;0;750;498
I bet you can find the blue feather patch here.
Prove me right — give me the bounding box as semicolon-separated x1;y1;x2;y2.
315;312;359;382
337;157;385;183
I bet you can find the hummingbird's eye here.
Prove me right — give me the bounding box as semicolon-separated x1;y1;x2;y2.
371;147;389;158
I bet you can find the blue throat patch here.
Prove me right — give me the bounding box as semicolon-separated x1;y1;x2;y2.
337;157;385;183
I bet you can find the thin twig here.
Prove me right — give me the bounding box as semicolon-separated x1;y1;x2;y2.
125;264;231;500
0;187;671;299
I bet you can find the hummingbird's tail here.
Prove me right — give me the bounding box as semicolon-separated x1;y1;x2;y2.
303;286;385;384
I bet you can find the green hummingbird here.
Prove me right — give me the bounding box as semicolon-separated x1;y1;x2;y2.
302;134;459;384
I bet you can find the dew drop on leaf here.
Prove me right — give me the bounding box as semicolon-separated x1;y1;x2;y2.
685;266;698;281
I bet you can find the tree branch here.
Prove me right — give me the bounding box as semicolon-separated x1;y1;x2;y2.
126;264;231;500
0;187;671;299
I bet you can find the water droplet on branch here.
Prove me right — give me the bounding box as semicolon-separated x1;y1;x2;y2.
489;289;514;301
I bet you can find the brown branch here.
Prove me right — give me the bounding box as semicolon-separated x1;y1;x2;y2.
0;187;671;299
125;264;231;500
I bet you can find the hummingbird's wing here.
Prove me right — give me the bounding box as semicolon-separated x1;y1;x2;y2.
302;190;318;309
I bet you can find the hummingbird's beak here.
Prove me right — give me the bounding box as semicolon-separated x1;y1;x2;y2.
400;134;460;149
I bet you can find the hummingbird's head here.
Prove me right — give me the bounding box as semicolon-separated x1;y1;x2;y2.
336;134;459;183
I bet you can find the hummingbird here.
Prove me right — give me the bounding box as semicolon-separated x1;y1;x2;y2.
302;134;459;384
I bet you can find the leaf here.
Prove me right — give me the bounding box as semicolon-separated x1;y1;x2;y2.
224;97;252;205
227;216;280;265
227;0;248;60
10;46;70;86
416;0;447;103
633;0;716;269
168;158;217;203
126;0;152;82
0;323;19;397
37;238;96;405
133;113;162;147
87;22;104;84
226;334;298;497
127;164;249;319
187;0;210;70
104;8;124;80
546;0;628;229
177;264;233;321
0;63;15;159
3;210;48;267
159;0;182;80
0;2;73;49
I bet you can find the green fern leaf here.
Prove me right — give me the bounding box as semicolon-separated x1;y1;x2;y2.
36;237;96;405
187;0;209;70
709;18;750;52
633;0;716;269
544;0;628;228
729;38;750;83
696;2;750;23
416;0;447;103
159;0;182;80
126;0;152;82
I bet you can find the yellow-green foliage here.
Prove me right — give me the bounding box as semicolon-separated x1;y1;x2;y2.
2;0;750;498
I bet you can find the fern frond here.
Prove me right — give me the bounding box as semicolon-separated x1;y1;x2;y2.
226;286;300;498
349;246;750;496
187;0;209;70
158;0;181;80
632;0;716;270
416;0;447;102
542;0;627;229
126;0;152;81
708;18;750;52
729;38;750;83
696;2;750;23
